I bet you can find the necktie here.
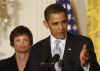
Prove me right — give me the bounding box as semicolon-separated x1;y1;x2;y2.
53;40;62;71
54;40;62;57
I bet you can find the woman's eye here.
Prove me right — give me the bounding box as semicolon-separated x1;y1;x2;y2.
16;39;20;42
24;39;29;42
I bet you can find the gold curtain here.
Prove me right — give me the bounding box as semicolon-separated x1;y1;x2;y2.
88;0;100;64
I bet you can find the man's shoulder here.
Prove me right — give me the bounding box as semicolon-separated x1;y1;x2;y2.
68;32;92;41
30;36;50;59
33;36;50;48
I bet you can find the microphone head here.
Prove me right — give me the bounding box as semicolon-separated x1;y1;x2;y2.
52;54;60;62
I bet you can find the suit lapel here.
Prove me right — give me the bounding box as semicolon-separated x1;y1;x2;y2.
45;36;52;62
62;32;74;71
9;54;18;71
63;32;72;58
41;36;52;63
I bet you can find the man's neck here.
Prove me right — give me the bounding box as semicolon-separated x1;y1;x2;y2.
50;34;66;40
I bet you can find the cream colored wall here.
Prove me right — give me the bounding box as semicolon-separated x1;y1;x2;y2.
71;0;87;36
19;0;56;43
0;0;87;60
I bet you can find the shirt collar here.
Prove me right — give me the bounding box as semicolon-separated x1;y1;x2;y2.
50;34;66;44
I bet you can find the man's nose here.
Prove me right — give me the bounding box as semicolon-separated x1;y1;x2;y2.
58;23;64;30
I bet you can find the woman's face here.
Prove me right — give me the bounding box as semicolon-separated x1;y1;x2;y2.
13;34;31;53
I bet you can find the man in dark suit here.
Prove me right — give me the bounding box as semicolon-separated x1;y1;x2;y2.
30;4;100;71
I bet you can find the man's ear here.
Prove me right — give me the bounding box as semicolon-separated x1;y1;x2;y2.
43;20;49;28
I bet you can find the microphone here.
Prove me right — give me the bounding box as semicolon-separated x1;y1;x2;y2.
52;54;60;63
52;54;63;71
40;54;63;71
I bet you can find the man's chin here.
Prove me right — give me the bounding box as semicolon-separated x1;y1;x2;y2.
56;36;66;39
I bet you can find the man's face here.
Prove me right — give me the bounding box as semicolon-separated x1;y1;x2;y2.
46;12;67;39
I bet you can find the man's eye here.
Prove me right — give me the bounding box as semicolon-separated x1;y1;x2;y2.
62;20;67;24
53;22;58;25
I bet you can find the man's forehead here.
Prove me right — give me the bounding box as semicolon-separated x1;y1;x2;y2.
48;12;67;19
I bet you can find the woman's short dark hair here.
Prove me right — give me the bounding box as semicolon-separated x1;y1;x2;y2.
10;25;33;46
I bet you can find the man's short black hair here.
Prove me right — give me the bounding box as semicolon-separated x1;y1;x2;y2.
10;25;33;46
44;3;67;21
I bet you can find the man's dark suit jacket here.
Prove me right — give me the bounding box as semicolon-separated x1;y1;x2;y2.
0;54;31;71
30;32;100;71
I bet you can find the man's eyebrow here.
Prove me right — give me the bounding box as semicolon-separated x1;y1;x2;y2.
62;19;67;22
